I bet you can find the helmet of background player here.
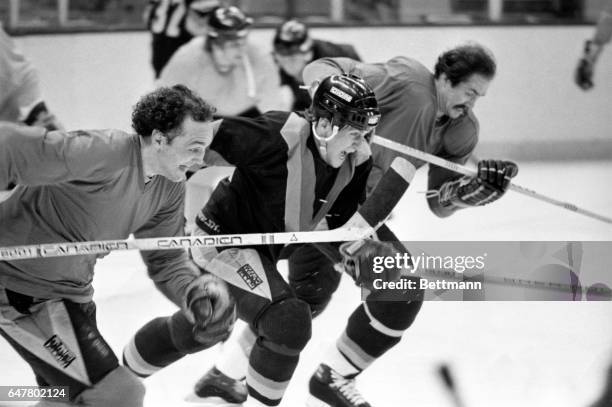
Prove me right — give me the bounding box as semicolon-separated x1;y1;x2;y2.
310;75;380;167
273;19;313;55
272;19;314;79
204;6;253;73
206;6;253;43
185;0;221;36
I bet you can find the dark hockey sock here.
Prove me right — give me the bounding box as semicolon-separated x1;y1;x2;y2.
245;297;311;406
246;343;299;406
337;301;422;372
122;317;185;377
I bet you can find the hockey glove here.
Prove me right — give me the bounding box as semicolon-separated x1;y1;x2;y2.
575;40;601;91
575;57;595;90
438;159;518;209
185;274;236;346
339;239;403;291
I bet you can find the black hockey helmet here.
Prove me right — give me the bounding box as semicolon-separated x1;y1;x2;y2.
206;6;253;41
311;74;380;132
273;19;313;55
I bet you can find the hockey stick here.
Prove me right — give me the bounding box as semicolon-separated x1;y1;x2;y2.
372;135;612;224
0;228;371;261
406;266;611;297
439;364;468;407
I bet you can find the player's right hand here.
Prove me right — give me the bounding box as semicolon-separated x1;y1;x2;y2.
339;239;402;290
439;159;518;208
185;274;236;346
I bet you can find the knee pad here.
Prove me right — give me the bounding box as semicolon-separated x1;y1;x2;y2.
291;272;340;318
256;298;312;356
76;366;145;407
288;244;341;317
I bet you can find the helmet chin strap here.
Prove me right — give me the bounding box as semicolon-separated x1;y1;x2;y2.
312;122;339;162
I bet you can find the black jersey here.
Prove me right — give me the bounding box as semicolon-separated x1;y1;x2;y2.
197;111;371;240
280;40;361;112
146;0;195;77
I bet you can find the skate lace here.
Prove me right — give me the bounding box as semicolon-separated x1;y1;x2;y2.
330;371;367;405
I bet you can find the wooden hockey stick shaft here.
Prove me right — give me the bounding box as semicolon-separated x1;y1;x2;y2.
372;135;612;224
0;227;372;261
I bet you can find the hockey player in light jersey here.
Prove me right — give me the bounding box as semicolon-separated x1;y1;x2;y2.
0;24;62;131
158;5;285;118
122;75;415;407
0;85;235;407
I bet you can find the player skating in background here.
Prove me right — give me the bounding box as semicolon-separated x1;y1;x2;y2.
0;85;235;407
158;5;285;118
145;0;220;78
123;75;414;407
272;19;361;112
0;24;63;131
575;0;612;90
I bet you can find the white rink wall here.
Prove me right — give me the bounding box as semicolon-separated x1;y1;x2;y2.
13;25;612;159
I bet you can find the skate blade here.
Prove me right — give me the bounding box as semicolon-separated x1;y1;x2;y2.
184;392;243;407
305;395;333;407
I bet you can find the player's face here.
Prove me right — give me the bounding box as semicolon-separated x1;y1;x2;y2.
158;116;214;182
274;51;312;78
211;38;247;73
324;125;369;168
441;73;491;119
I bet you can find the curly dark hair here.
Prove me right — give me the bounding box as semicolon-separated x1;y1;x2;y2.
131;85;216;140
434;43;496;86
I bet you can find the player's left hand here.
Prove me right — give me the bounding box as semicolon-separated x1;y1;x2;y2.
476;159;518;193
185;274;236;345
575;57;594;90
339;239;402;290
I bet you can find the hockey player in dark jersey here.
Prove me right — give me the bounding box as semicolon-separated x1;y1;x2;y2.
273;19;361;112
122;75;415;406
185;43;519;407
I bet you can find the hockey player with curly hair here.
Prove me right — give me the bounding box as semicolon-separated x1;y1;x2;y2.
0;85;234;406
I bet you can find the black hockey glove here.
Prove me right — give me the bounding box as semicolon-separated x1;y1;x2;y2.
438;159;518;209
575;40;600;91
339;239;402;291
575;57;594;90
185;274;236;346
